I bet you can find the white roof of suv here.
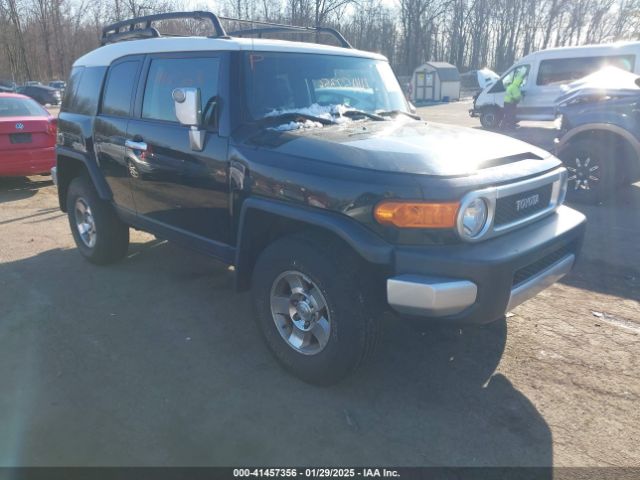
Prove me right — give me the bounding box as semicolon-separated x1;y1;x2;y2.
74;36;386;67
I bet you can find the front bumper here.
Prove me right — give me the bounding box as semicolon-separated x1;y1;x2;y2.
469;108;480;117
386;205;586;324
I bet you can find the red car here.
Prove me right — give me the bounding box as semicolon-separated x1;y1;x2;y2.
0;93;57;176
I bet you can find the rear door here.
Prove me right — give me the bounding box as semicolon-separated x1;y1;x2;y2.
94;56;143;212
488;65;531;115
126;52;231;246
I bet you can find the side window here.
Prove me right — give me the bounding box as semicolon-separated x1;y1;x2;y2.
489;65;529;93
142;57;220;125
537;55;636;86
67;67;107;115
101;61;139;117
61;67;82;111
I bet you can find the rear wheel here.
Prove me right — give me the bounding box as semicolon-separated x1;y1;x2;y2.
66;175;129;264
479;107;502;129
559;139;615;204
251;233;379;385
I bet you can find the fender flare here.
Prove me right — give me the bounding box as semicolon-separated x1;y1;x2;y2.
234;197;393;290
556;123;640;162
56;146;112;208
479;103;502;112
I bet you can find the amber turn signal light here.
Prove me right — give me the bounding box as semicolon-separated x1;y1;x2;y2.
374;201;460;228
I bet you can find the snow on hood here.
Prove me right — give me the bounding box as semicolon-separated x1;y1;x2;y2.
265;103;348;120
270;119;325;131
265;103;375;131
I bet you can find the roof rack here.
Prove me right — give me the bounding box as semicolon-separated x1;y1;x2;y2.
101;11;228;45
101;11;352;49
222;17;352;48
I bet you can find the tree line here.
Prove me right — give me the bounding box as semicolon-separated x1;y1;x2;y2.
2;0;640;84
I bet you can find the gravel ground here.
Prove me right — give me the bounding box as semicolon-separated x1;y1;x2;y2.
0;102;638;467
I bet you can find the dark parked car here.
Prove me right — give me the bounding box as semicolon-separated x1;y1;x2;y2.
48;80;67;93
0;80;16;93
555;68;640;203
17;85;61;106
53;11;586;385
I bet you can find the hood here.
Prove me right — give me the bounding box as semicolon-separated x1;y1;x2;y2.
477;68;499;89
555;66;640;106
556;88;640;109
247;119;552;177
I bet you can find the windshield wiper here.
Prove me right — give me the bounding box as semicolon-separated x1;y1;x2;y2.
377;110;421;120
340;109;385;121
258;112;337;126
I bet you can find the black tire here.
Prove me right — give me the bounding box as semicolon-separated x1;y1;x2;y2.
66;175;129;264
559;139;615;204
251;233;379;385
479;107;502;129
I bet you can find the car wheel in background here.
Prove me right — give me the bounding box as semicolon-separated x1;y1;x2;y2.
559;139;615;204
251;233;379;385
479;107;502;129
66;175;130;264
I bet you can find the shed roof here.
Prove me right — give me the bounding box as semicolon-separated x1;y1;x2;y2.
424;61;460;82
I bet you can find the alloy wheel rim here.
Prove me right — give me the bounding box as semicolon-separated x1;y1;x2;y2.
270;270;331;355
127;161;139;178
74;197;97;248
566;155;601;191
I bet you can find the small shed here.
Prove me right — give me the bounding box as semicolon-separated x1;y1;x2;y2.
411;62;461;103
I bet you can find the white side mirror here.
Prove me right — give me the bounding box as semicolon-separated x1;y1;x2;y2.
172;87;205;151
172;87;201;126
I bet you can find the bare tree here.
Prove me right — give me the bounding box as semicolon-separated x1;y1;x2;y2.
1;0;639;85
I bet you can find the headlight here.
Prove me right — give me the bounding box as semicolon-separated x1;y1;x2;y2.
460;197;488;239
374;201;459;228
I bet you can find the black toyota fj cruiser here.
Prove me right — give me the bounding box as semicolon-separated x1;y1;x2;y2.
53;12;586;384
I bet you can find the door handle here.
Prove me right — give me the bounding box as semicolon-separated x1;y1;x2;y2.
125;139;148;151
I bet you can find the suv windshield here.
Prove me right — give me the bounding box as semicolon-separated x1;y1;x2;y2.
243;52;407;122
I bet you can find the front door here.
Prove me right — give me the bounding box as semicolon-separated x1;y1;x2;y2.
94;56;143;212
127;53;231;245
490;64;531;119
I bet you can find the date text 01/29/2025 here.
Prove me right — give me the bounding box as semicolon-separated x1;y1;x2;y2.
232;468;401;477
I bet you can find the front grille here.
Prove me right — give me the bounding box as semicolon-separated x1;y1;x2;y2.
512;244;574;287
494;183;553;226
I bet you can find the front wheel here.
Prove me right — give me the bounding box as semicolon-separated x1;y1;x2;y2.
559;139;615;204
479;107;502;129
251;233;379;385
66;175;130;264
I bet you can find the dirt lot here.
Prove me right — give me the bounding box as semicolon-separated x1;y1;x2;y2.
0;101;638;467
